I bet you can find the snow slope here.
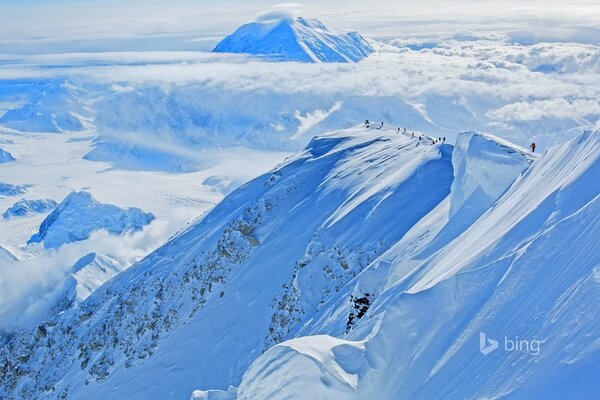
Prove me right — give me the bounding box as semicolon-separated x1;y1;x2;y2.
213;17;373;63
28;191;155;249
236;130;600;400
0;126;453;399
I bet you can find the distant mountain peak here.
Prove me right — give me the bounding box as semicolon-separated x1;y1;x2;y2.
213;17;374;63
27;191;155;249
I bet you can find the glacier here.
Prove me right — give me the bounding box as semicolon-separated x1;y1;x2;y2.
213;17;374;63
1;126;597;400
27;191;155;249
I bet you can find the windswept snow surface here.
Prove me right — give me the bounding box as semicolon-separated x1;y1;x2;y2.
213;17;373;63
236;130;600;400
28;191;155;249
0;126;454;399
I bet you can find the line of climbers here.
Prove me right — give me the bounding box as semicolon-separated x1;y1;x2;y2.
364;120;445;145
365;120;538;153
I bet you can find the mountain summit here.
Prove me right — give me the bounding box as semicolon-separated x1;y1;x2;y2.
213;17;374;63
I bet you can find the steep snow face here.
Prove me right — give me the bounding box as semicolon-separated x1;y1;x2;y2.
236;130;600;400
28;191;155;248
449;130;535;219
213;17;373;63
0;148;14;163
0;126;452;400
2;198;57;219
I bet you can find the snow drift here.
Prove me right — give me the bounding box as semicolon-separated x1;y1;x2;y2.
213;17;373;63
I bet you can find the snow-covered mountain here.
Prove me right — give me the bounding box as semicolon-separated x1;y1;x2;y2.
51;253;125;315
2;198;57;219
0;182;26;197
0;127;598;400
234;130;600;399
0;148;14;163
213;17;374;63
28;191;155;249
0;80;87;133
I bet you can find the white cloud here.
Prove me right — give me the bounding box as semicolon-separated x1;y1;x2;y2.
255;3;305;22
487;98;600;122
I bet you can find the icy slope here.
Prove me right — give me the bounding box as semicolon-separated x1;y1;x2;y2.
237;130;600;400
28;191;155;249
213;17;373;63
0;126;452;400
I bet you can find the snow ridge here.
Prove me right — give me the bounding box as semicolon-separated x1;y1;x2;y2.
236;130;600;400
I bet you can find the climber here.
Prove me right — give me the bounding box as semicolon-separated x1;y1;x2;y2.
530;142;536;152
365;119;370;127
377;122;384;130
443;137;446;143
346;293;372;333
397;127;401;134
411;132;414;139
